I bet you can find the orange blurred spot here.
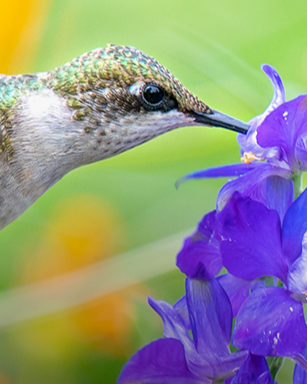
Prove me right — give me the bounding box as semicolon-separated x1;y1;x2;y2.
20;194;126;283
0;374;10;384
73;289;146;356
0;0;51;74
16;194;148;357
49;195;124;263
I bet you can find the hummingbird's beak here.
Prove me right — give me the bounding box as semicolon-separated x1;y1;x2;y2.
189;109;249;134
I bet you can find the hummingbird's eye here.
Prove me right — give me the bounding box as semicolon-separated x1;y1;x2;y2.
142;84;165;107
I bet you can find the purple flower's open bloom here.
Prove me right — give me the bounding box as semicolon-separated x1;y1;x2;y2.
177;64;307;220
117;278;248;384
218;189;307;356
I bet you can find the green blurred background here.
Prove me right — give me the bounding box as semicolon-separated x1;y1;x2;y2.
0;0;306;382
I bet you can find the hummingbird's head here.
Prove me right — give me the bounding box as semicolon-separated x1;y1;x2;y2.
48;45;249;153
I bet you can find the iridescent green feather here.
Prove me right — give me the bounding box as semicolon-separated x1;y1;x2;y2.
0;44;210;115
47;44;209;113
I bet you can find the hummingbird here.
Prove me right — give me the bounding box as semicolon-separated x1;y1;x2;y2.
0;44;249;230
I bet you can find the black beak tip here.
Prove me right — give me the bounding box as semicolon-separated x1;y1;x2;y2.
191;109;250;134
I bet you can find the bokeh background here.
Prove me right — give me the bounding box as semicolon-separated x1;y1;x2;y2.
0;0;306;382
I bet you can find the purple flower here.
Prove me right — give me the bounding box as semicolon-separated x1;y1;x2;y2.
117;278;248;383
218;189;307;357
177;65;307;219
118;61;307;383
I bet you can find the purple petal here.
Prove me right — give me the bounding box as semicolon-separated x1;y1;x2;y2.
233;287;307;356
176;163;258;187
177;211;222;279
230;353;273;384
255;372;274;384
261;64;285;111
219;193;288;282
217;164;292;212
149;280;248;380
117;338;205;384
237;64;285;158
237;116;280;164
282;187;307;263
266;175;294;220
237;116;262;158
257;95;307;170
293;345;307;384
293;352;307;374
186;278;247;379
225;377;234;384
147;296;201;366
287;238;307;294
186;278;232;352
198;210;217;239
218;274;252;317
173;296;190;329
296;137;307;170
294;367;307;384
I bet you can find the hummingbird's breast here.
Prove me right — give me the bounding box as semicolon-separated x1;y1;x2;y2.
0;86;81;229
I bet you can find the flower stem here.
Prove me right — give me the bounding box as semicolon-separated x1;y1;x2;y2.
292;173;303;199
267;356;284;380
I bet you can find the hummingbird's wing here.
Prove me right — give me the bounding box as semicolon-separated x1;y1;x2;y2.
0;76;15;162
0;110;14;162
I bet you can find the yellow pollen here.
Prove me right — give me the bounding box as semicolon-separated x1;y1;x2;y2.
241;152;264;164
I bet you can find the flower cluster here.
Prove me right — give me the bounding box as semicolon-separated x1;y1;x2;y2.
117;65;307;383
